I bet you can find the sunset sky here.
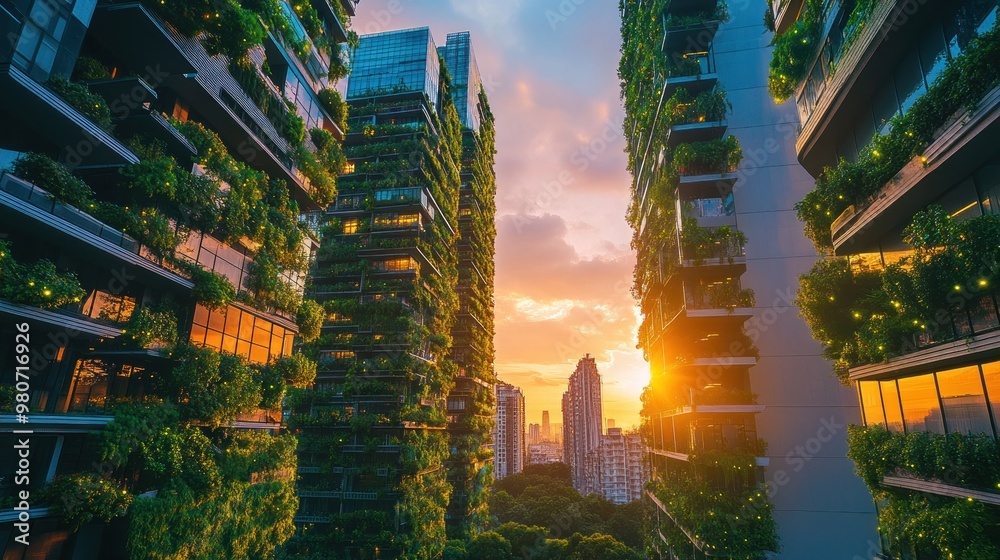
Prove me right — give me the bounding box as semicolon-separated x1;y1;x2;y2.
354;1;644;429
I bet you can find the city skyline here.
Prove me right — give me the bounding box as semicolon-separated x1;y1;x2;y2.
354;1;644;429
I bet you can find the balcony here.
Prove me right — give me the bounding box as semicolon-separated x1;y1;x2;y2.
793;0;930;173
849;329;1000;382
772;0;805;33
0;413;114;434
831;84;1000;253
661;20;720;54
0;173;194;290
87;2;197;76
665;119;728;148
676;171;738;199
89;3;317;210
0;64;138;166
86;77;198;160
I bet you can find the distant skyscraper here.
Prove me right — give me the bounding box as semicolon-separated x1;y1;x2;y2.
542;410;551;441
528;423;541;444
495;382;526;479
562;354;603;495
597;428;645;504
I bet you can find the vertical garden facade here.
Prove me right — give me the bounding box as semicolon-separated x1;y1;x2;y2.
623;0;879;556
771;0;1000;557
0;0;356;557
620;0;777;557
438;31;497;541
287;27;495;559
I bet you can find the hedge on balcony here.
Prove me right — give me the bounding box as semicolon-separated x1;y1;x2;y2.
796;20;1000;249
0;239;86;309
797;207;1000;377
847;425;1000;559
123;300;179;350
44;473;133;531
664;87;731;126
671;136;742;175
767;0;824;102
168;345;267;425
7;151;93;207
649;477;778;558
46;75;113;131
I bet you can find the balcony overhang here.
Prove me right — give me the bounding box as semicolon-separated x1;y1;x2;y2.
677;172;738;199
89;3;198;76
663;307;755;337
662;72;718;100
0;173;194;291
794;0;936;174
831;85;1000;254
662;21;720;54
676;356;758;369
850;329;1000;382
666;120;728;148
0;300;123;339
0;413;113;434
882;475;1000;505
772;0;805;34
647;447;770;466
660;404;766;418
0;65;138;166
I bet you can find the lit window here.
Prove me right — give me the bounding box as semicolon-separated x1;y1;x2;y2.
343;162;355;174
373;257;417;272
343;218;360;234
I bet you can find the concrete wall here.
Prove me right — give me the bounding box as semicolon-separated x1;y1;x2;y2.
717;5;880;558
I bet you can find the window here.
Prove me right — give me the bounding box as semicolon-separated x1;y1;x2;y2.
897;373;945;434
373;257;417;272
67;361;150;413
937;366;992;435
880;380;904;433
373;213;419;230
13;0;68;77
375;187;421;204
190;304;293;364
859;381;885;426
343;218;360;235
981;360;1000;434
80;291;136;323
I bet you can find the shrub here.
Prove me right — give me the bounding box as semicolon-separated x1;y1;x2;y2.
270;353;317;388
44;474;132;531
7;152;93;207
186;265;236;311
124;301;179;349
46;75;113;131
0;240;86;309
318;88;348;132
296;299;324;342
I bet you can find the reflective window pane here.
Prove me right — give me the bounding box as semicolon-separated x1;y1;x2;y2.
981;360;1000;435
937;366;992;435
880;380;904;433
898;373;945;434
859;381;885;426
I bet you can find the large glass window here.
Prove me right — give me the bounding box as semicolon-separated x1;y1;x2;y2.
859;381;885;426
13;0;67;76
880;380;904;433
897;373;945;434
189;304;293;364
936;366;992;435
981;360;1000;434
